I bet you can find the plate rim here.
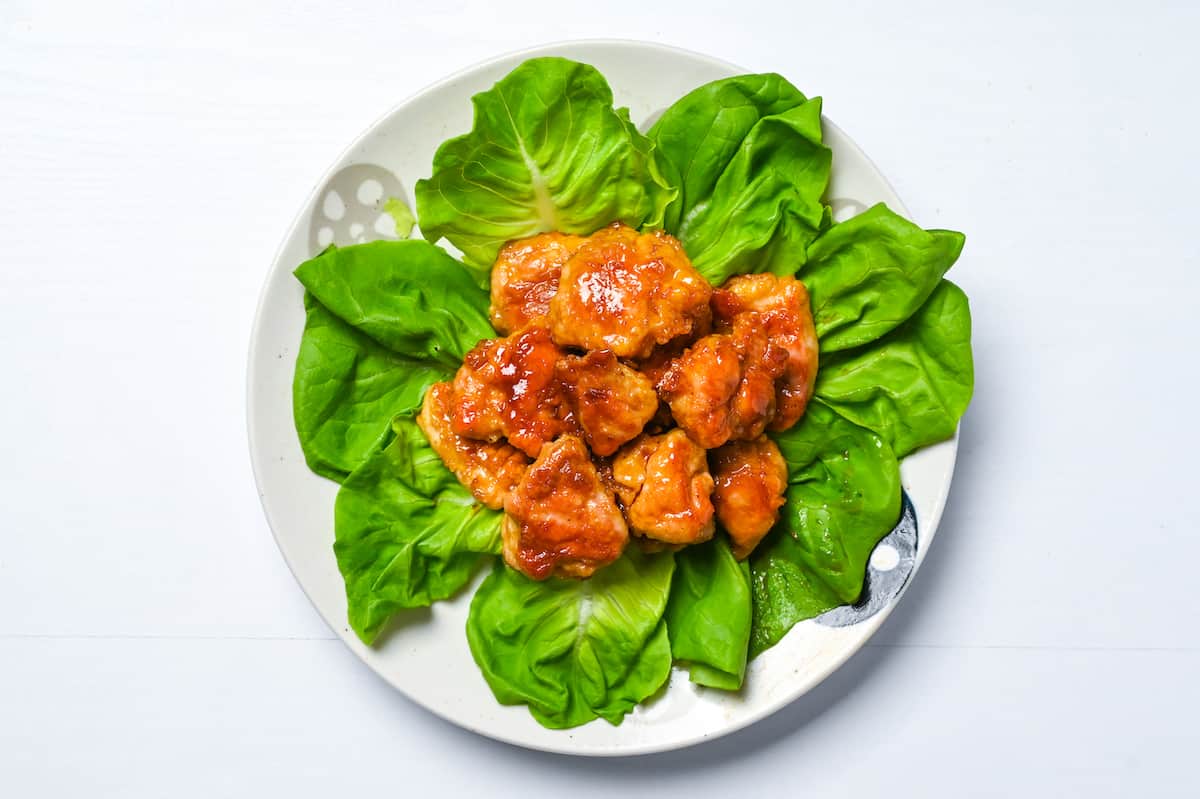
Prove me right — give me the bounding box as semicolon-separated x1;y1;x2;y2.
246;38;959;757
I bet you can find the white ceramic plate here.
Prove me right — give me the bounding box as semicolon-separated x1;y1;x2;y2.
247;40;958;756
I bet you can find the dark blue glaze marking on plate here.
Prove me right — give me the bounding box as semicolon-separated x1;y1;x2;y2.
817;491;917;627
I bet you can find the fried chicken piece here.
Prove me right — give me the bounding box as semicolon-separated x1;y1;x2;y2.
610;430;715;546
636;313;712;392
709;436;788;560
659;274;818;447
548;223;711;358
712;273;819;431
417;382;530;510
657;329;786;449
489;232;585;334
449;327;577;457
556;350;658;456
502;435;628;580
636;330;710;434
656;336;740;449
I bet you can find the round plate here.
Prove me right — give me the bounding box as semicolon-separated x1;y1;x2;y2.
248;40;958;756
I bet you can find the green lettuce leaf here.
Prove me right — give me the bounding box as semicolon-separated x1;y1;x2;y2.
678;99;830;283
466;549;675;729
815;280;973;458
294;240;494;369
382;197;416;238
802;204;965;353
619;108;676;231
414;57;675;282
293;293;448;482
650;76;830;284
648;73;809;233
665;536;752;691
334;415;503;645
750;401;901;655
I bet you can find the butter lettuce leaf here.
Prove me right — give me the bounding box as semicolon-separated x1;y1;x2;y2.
802;204;965;353
466;549;675;729
751;402;901;655
293;293;447;482
294;240;494;369
665;536;752;691
815;280;973;458
415;57;675;282
335;415;503;645
681;99;831;284
649;73;809;233
382;197;416;239
650;74;830;284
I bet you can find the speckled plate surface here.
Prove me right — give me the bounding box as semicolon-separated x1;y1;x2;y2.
247;40;958;756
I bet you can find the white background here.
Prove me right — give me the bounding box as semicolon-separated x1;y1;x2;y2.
2;1;1197;796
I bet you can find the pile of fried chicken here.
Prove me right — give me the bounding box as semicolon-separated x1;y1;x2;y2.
417;223;819;581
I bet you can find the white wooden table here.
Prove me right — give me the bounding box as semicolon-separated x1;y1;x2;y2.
2;2;1197;795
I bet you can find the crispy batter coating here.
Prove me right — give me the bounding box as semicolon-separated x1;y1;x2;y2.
502;435;628;580
548;223;711;358
449;327;577;458
713;273;819;431
656;335;739;448
710;436;788;560
416;382;530;510
489;232;585;334
556;350;658;456
660;274;818;447
610;430;715;546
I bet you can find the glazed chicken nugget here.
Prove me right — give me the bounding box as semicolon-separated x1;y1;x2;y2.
502;435;628;580
549;223;710;359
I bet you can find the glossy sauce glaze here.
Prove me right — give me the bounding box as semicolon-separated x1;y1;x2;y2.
557;349;658;456
661;273;818;447
450;327;577;458
489;232;584;334
549;223;712;358
714;273;819;431
417;382;530;509
502;435;628;579
610;430;715;546
709;436;789;559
